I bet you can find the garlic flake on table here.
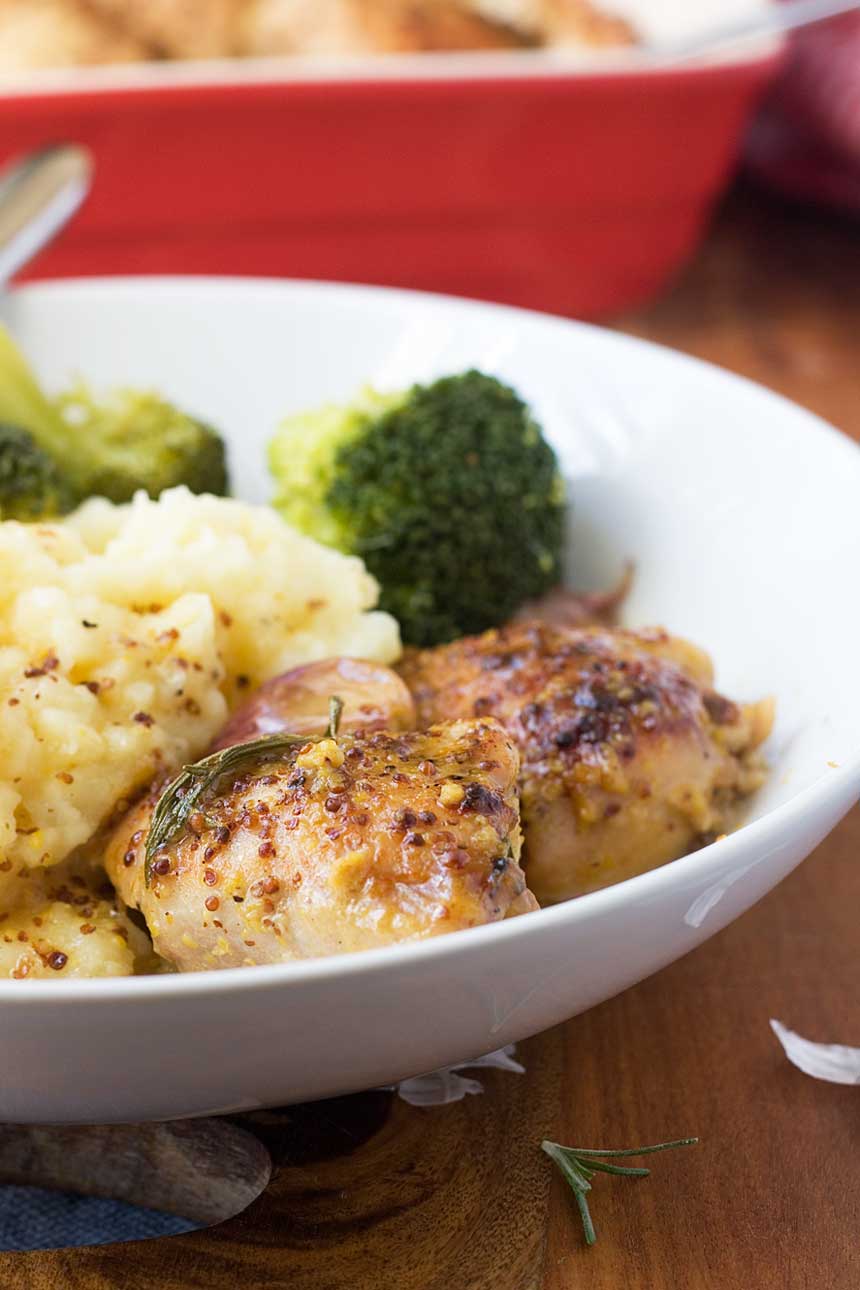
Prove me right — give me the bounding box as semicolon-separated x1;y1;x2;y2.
770;1019;860;1086
390;1045;525;1107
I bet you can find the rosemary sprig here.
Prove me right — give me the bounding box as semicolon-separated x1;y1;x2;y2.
327;695;344;737
144;694;344;884
542;1137;698;1246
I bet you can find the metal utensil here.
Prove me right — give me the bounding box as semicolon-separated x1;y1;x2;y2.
0;144;92;287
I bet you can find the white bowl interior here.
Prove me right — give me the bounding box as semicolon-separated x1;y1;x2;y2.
3;276;857;837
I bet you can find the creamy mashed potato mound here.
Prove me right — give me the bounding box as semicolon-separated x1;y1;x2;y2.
0;866;153;980
0;488;400;947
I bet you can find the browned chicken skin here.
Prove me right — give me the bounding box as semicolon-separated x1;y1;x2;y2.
106;711;534;970
399;623;773;903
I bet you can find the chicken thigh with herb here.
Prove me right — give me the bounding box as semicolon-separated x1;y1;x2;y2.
106;692;534;970
399;622;773;903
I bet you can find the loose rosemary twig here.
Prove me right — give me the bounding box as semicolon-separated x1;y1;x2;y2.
542;1137;698;1246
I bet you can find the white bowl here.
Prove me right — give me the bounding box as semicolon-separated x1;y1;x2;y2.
1;278;858;1125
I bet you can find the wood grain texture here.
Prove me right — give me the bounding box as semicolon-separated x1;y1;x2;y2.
544;808;860;1290
0;1030;564;1289
2;185;859;1288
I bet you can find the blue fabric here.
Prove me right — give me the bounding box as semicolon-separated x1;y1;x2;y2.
0;1185;197;1251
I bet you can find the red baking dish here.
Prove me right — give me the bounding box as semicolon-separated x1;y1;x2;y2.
0;47;782;318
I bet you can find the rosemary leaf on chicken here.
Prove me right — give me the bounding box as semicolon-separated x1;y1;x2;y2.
145;696;344;882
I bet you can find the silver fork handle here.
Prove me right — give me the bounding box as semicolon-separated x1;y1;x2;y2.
0;144;93;287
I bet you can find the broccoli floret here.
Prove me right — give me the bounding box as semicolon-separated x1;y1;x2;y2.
0;324;229;508
0;423;75;521
270;370;566;646
53;384;229;504
0;322;65;458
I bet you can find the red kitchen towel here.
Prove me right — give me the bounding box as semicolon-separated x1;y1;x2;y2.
746;9;860;209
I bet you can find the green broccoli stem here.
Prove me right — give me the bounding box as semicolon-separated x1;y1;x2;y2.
0;325;74;473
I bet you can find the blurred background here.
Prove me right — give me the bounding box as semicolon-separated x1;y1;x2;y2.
0;0;857;320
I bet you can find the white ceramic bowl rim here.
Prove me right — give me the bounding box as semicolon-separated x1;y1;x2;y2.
0;274;857;1006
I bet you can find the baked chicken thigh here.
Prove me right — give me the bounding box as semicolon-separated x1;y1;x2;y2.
106;664;534;970
399;623;773;903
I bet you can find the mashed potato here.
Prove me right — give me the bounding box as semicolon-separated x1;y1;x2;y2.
0;487;400;921
0;866;152;980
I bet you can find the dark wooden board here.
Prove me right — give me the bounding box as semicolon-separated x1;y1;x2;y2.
0;1031;565;1289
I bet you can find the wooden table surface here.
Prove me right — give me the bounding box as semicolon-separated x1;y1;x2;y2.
558;184;860;1289
3;185;859;1290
